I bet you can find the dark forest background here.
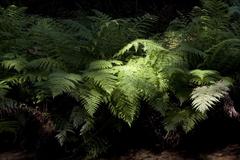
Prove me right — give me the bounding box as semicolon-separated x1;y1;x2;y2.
0;0;199;31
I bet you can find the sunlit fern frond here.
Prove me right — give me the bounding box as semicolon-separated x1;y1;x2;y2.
83;69;118;95
190;69;220;85
87;60;123;70
1;58;27;72
191;79;232;113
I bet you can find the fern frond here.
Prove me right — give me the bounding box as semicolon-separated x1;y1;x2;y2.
1;58;27;72
83;69;118;95
203;0;228;18
127;14;159;36
84;136;109;159
37;72;82;97
203;38;240;72
88;60;122;70
115;39;164;57
109;58;169;125
55;123;75;146
80;119;95;136
27;58;66;72
80;89;103;117
110;89;139;126
205;38;240;54
191;79;232;113
177;43;206;67
164;108;207;133
190;69;220;85
62;19;93;40
89;10;112;24
0;98;24;117
70;106;86;129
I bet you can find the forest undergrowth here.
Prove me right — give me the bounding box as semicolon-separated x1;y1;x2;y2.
0;0;240;159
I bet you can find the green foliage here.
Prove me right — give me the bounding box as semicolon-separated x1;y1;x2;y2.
38;72;82;97
164;108;207;133
190;69;220;85
0;0;239;158
191;79;232;113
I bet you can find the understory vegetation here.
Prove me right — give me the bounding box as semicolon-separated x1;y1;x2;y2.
0;0;240;159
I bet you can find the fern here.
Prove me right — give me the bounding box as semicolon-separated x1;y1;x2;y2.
203;38;240;72
191;79;232;113
62;19;93;41
164;108;207;133
80;89;103;117
27;57;66;72
1;58;27;72
0;2;239;158
116;39;165;57
126;14;159;37
83;69;118;95
55;123;75;146
87;60;122;70
37;72;82;97
190;69;220;85
70;106;87;129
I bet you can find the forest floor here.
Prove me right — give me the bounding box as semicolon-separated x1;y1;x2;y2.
0;150;33;160
0;144;240;160
105;144;240;160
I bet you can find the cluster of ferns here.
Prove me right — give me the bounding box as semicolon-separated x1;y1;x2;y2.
0;0;239;158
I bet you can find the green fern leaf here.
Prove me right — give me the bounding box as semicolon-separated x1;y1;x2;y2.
164;108;207;133
27;58;66;71
190;69;220;85
83;69;118;95
37;72;82;97
80;89;103;117
88;60;122;70
191;79;232;113
1;58;27;72
115;39;165;57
